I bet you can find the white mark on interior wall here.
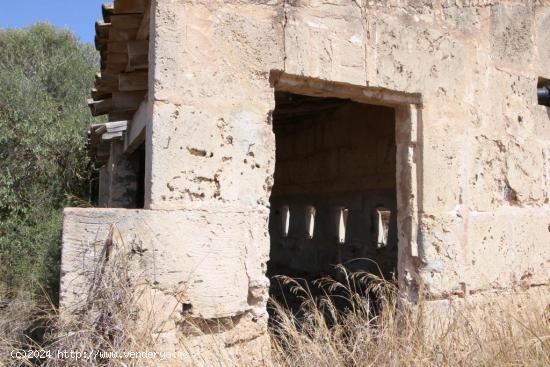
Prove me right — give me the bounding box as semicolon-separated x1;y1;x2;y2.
337;208;349;244
373;207;391;248
305;206;316;239
281;205;290;238
350;34;362;45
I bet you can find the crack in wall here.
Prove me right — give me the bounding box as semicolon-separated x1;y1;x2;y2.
282;0;289;71
352;0;369;85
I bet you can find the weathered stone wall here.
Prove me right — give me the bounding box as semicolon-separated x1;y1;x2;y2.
60;208;270;365
61;0;550;362
144;0;550;300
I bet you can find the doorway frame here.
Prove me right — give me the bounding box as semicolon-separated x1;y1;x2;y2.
269;71;423;302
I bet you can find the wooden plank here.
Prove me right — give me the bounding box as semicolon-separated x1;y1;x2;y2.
91;88;112;101
127;40;148;71
95;21;111;39
136;0;151;40
96;72;118;88
107;53;129;65
102;131;124;141
104;63;127;73
102;3;115;22
105;120;129;132
93;124;107;135
114;0;146;14
95;74;118;94
112;91;145;111
95;84;116;95
95;142;111;163
109;27;138;42
101;47;127;64
107;41;129;53
128;53;148;71
95;36;108;51
119;71;148;91
110;14;142;29
109;111;136;122
125;106;146;153
101;121;128;142
88;98;113;116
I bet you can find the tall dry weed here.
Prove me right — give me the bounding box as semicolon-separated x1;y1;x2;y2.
0;247;548;366
270;265;549;367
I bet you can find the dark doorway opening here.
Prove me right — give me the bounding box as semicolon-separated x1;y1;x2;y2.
267;91;398;315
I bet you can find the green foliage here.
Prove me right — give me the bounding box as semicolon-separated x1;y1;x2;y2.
0;24;98;297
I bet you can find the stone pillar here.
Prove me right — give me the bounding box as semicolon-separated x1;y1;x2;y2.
140;0;285;362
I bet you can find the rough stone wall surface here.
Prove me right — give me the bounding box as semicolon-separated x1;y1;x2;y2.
144;0;550;299
61;0;550;362
60;208;270;364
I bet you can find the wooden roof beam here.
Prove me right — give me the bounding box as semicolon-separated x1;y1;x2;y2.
112;91;146;111
114;0;146;14
95;36;107;51
127;40;148;71
102;3;115;22
107;41;130;53
95;21;111;39
106;52;129;65
109;111;136;122
136;0;151;40
88;98;113;116
101;121;128;142
109;27;138;42
95;72;119;90
110;14;142;29
88;93;144;117
91;88;112;101
119;71;148;91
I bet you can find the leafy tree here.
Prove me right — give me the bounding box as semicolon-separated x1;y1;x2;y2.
0;24;98;298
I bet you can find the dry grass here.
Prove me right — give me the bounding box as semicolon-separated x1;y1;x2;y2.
269;267;550;367
0;228;158;367
1;253;548;366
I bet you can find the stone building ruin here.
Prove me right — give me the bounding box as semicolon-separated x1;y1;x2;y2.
61;0;550;363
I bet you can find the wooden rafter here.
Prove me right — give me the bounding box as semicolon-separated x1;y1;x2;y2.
136;0;151;40
114;0;147;14
88;2;151;124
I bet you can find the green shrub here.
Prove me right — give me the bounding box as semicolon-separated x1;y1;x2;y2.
0;24;98;298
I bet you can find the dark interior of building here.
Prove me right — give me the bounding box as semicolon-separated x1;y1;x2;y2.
268;91;398;315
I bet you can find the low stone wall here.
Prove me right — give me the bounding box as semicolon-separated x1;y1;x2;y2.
60;207;549;364
60;207;270;365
